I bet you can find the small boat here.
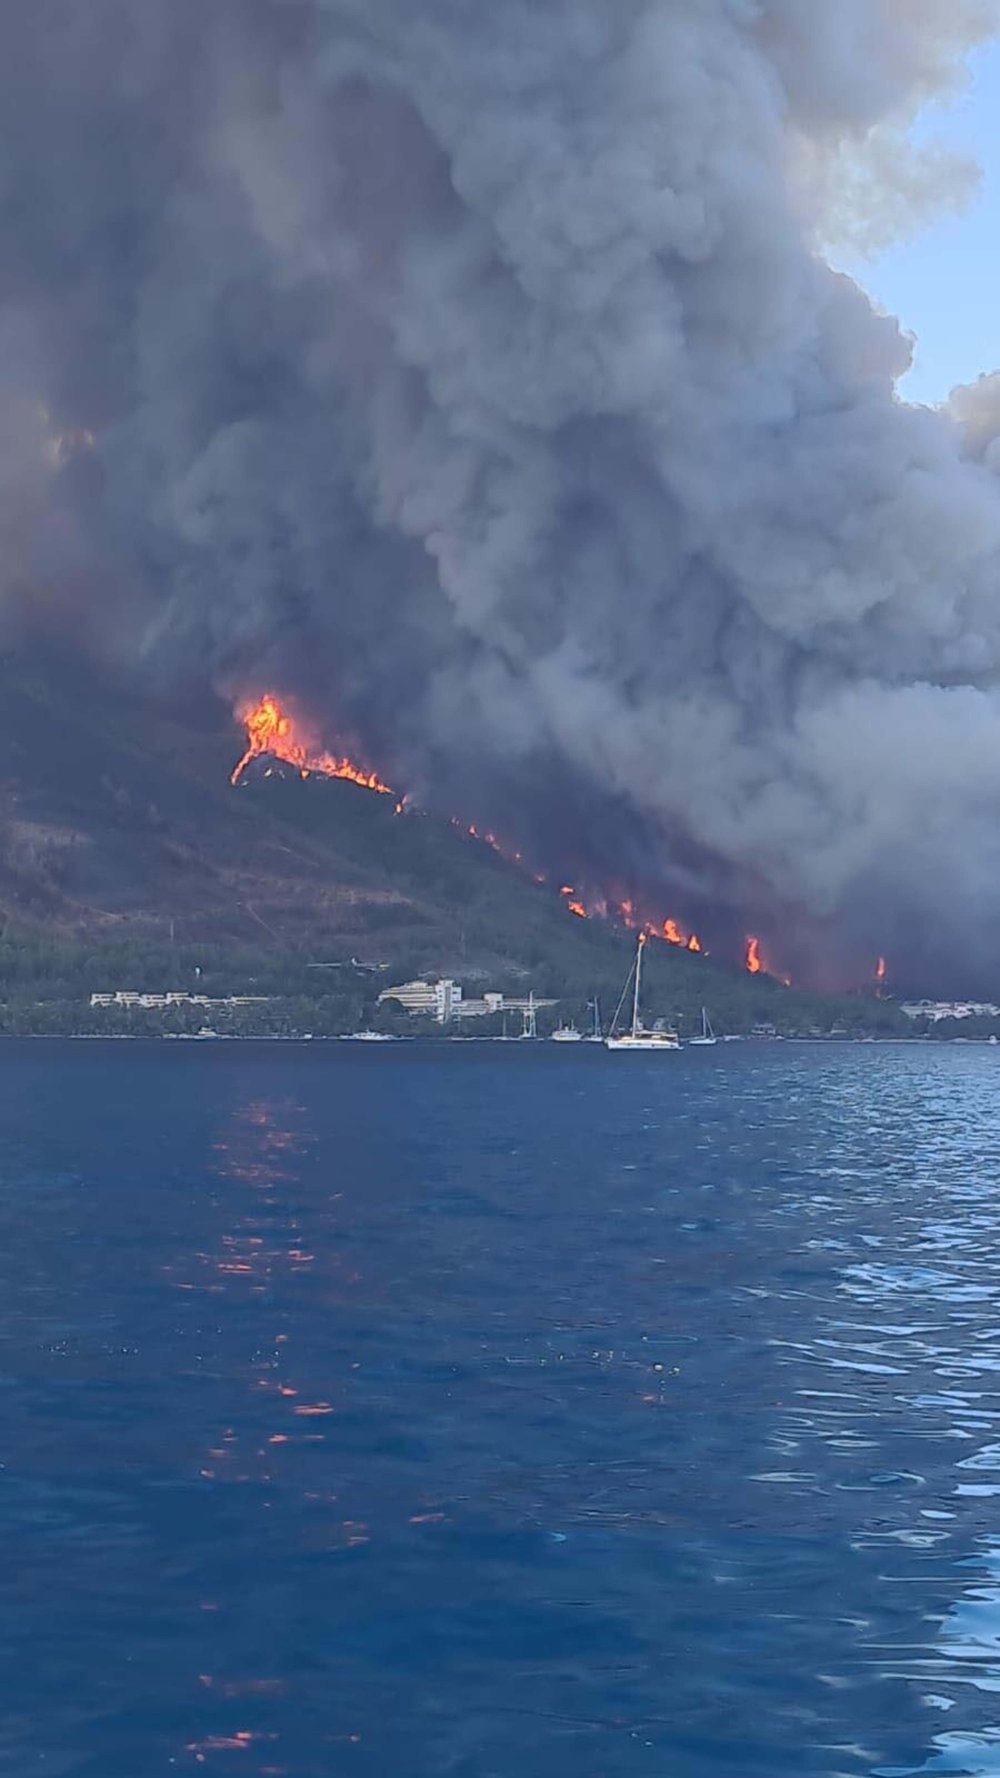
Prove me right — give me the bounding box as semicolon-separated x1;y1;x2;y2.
606;935;681;1052
551;1023;583;1043
688;1007;718;1047
585;998;604;1044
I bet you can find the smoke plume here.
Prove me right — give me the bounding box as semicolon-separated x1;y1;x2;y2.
2;0;1000;983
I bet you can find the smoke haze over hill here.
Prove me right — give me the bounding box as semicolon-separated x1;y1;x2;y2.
3;0;1000;984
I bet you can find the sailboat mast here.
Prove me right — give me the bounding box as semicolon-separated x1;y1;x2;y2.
632;935;645;1039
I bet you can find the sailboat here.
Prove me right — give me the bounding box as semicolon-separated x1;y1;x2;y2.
606;934;681;1052
586;998;603;1044
688;1007;718;1047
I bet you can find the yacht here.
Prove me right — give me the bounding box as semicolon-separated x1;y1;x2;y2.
551;1022;584;1043
688;1007;718;1047
606;934;681;1052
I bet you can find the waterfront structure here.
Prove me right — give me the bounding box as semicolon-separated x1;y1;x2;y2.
378;979;556;1025
90;992;268;1010
377;979;463;1023
900;1000;1000;1023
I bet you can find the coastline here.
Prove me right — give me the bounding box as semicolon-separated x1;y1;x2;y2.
0;1033;994;1048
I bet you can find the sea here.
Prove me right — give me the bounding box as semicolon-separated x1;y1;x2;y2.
5;1039;1000;1778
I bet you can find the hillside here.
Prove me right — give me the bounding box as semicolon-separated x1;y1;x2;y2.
0;649;904;1037
0;647;636;973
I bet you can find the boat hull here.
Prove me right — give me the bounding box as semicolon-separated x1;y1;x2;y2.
605;1035;681;1052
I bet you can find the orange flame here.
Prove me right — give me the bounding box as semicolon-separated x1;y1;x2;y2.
231;695;394;795
557;884;590;920
227;702;766;975
454;817;516;864
659;917;704;953
876;955;888;984
744;935;791;985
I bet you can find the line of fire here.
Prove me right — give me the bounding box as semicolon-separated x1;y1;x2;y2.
230;694;890;998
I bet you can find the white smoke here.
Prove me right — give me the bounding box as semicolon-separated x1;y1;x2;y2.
4;0;1000;972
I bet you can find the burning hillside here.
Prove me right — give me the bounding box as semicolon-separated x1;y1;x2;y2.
0;5;997;992
229;694;890;994
231;696;395;796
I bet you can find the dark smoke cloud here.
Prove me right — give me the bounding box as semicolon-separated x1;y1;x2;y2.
1;0;1000;982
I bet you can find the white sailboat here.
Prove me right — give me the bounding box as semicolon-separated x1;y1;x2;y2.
586;998;604;1044
606;934;681;1052
688;1007;718;1047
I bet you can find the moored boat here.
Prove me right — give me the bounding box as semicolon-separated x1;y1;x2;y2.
688;1007;718;1047
606;935;681;1052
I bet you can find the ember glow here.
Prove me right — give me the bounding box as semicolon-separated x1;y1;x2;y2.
231;695;394;795
558;887;588;920
454;819;513;863
746;936;763;976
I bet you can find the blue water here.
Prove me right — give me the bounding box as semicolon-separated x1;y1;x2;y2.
6;1043;1000;1776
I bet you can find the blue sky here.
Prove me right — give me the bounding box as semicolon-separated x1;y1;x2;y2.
839;38;1000;406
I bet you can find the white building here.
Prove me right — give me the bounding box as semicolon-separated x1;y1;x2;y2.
377;979;463;1024
452;993;557;1021
378;980;557;1025
900;1000;1000;1023
90;992;268;1011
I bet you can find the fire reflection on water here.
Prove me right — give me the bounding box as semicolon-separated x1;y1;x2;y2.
165;1097;373;1768
164;1101;321;1301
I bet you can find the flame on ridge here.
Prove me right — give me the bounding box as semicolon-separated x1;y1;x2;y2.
658;916;703;953
744;934;794;987
226;696;824;984
231;694;394;795
558;886;589;919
